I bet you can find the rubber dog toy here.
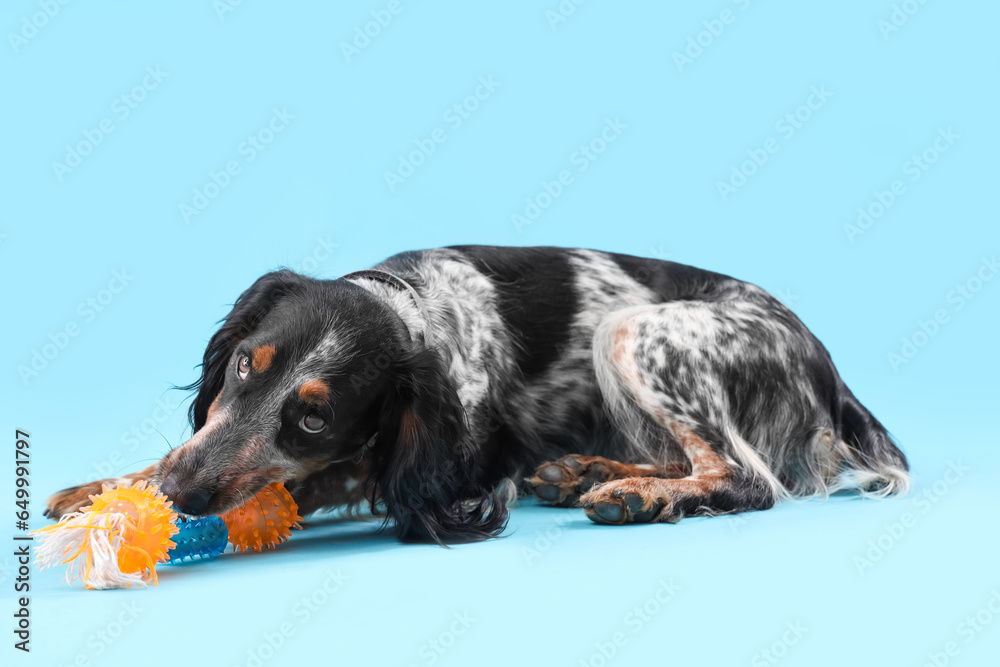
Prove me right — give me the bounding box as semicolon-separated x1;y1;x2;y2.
33;480;178;589
35;481;302;589
167;516;228;563
220;482;303;552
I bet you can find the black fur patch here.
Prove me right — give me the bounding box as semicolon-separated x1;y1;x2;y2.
449;245;577;379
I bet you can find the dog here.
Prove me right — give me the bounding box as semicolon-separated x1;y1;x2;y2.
44;245;909;543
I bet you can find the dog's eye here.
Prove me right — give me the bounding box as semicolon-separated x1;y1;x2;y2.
299;414;326;434
237;354;251;380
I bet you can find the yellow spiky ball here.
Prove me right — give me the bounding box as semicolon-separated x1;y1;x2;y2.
220;482;302;552
34;480;179;589
86;481;178;578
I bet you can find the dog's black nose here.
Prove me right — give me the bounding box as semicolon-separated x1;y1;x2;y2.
160;476;212;515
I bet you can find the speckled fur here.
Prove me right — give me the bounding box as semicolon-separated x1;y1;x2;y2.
44;246;909;539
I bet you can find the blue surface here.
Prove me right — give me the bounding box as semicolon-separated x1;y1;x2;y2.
2;2;998;665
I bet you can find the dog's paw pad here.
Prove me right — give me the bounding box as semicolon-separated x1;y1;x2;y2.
526;455;616;507
538;464;570;483
591;501;625;524
581;479;670;525
533;483;562;502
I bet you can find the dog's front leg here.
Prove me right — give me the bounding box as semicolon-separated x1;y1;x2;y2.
43;463;158;519
286;460;370;518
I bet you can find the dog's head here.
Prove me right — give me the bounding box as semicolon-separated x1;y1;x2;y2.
158;269;505;543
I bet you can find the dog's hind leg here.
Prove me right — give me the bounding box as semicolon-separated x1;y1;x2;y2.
578;300;807;524
580;421;777;524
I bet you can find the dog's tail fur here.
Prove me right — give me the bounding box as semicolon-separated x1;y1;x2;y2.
830;387;909;498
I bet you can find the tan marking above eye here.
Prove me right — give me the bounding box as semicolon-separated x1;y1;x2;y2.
252;344;276;372
298;379;330;404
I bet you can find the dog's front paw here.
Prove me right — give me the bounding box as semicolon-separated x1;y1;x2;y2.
44;465;158;520
580;478;674;525
43;481;108;519
526;455;622;507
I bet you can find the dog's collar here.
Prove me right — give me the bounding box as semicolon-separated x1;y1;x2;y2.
340;269;432;346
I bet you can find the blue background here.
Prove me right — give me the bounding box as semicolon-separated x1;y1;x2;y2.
2;2;998;666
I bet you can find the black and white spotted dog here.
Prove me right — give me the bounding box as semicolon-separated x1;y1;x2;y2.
45;246;909;542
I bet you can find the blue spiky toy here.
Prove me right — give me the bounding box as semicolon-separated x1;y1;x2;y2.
166;516;228;564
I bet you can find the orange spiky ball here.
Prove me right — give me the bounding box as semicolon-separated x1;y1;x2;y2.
221;482;302;552
86;481;178;579
34;480;179;589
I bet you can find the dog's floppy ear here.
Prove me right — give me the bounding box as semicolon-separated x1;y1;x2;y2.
181;270;304;431
369;346;508;544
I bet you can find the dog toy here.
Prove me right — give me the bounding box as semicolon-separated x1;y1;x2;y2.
34;481;302;589
167;516;229;563
33;480;178;589
220;482;303;552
